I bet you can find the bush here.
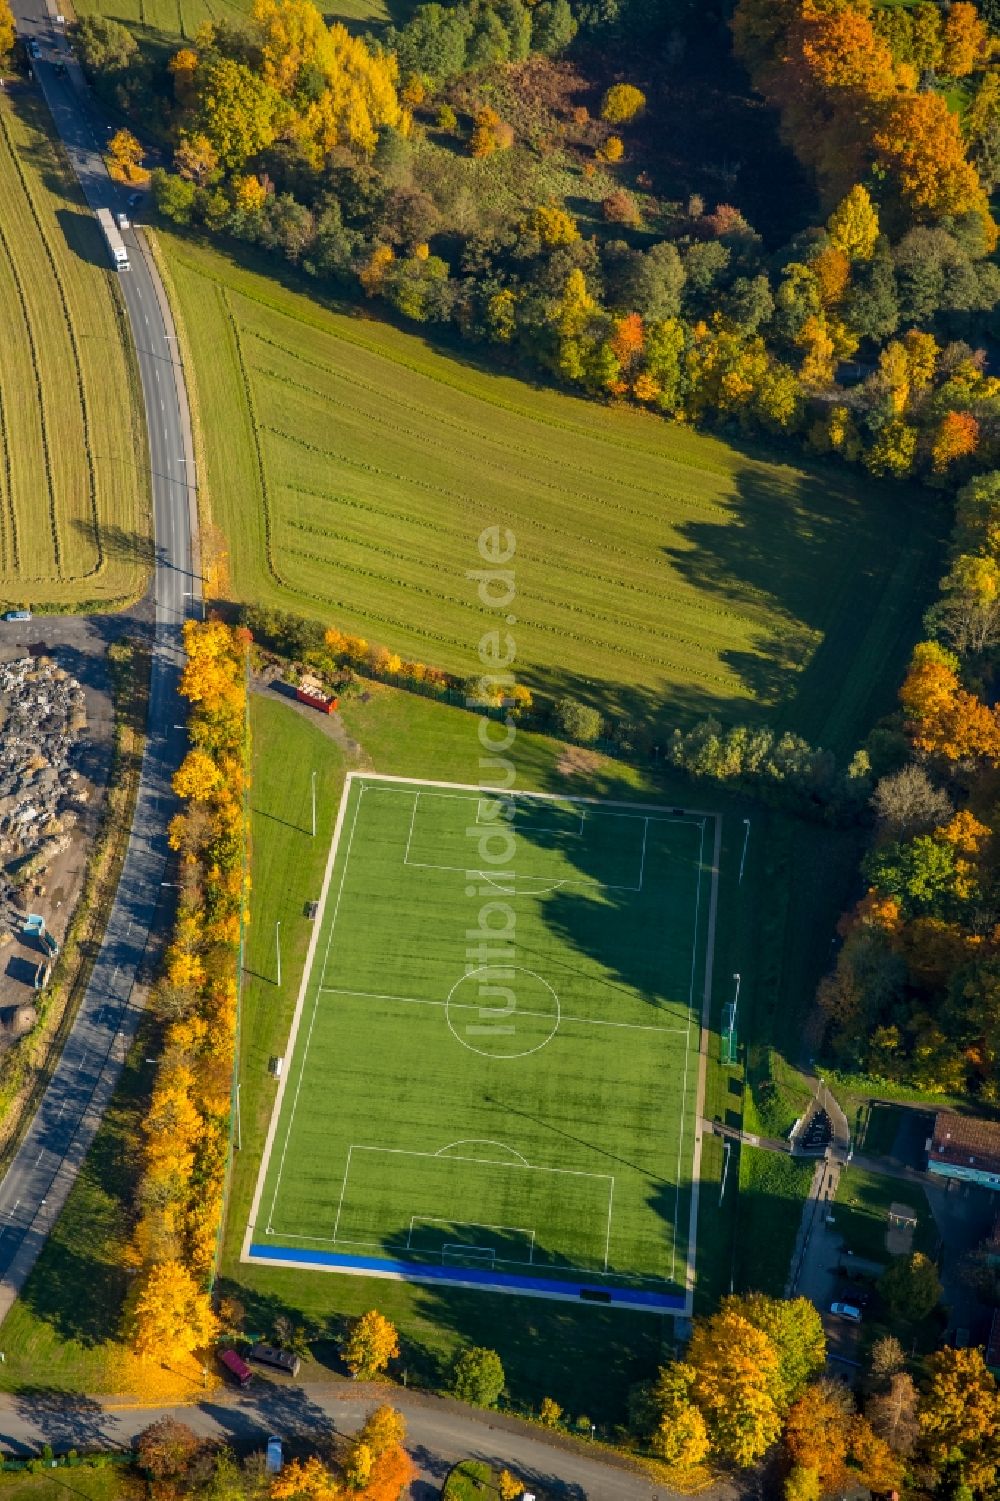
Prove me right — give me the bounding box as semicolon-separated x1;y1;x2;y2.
600;83;646;123
553;697;603;742
451;1346;506;1407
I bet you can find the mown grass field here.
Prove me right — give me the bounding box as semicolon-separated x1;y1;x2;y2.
160;231;939;748
72;0;399;43
0;91;148;609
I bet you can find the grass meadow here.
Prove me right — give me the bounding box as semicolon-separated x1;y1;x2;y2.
159;231;939;749
72;0;401;43
0;91;148;609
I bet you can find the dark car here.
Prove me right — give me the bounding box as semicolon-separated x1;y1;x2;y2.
127;191;143;207
250;1343;301;1377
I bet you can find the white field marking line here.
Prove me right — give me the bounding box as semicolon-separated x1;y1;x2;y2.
357;771;714;819
604;1177;615;1271
474;796;585;838
407;1214;536;1251
331;1142;353;1245
319;1143;613;1268
443;1245;496;1263
402;858;642;895
249;778;365;1246
435;1139;530;1163
637;818;649;893
344;1142;615;1181
684;810;723;1314
382;784;694;827
317;987;689;1035
672;816;708;1285
403;789;420;865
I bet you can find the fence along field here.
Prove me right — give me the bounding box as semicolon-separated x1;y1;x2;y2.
246;775;717;1311
0;93;147;608
164;234;936;746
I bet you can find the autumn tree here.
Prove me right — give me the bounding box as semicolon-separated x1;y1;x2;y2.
874;92;996;240
722;1294;826;1408
686;1308;783;1465
601;82;645;122
872;765;952;838
498;1473;521;1501
827;184;879;262
129;1260;218;1361
136;1418;202;1478
451;1346;506;1407
271;1456;340;1501
942;2;990;77
342;1310;399;1380
108;127;145;183
919;1347;1000;1490
0;0;14;61
932;411;980;474
174;131;220;185
642;1363;710;1466
785;1380;854;1492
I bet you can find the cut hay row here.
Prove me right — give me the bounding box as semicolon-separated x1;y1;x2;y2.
165;231;938;746
0;92;148;606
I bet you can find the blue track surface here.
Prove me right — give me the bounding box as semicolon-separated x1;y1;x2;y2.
248;1243;685;1311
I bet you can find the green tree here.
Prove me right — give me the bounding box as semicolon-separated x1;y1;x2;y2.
531;0;577;54
881;1251;943;1323
451;1346;506;1407
195;56;281;171
553;697;603;742
73;14;138;74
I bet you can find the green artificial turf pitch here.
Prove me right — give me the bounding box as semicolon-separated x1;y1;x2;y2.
245;774;719;1310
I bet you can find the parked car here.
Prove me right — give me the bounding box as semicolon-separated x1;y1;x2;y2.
3;610;31;622
127;191;143;207
27;39;41;57
250;1343;301;1377
830;1301;862;1324
265;1439;283;1476
218;1348;253;1388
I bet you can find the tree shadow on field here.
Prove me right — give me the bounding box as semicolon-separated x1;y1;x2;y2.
6;1388;111;1454
56;207;108;270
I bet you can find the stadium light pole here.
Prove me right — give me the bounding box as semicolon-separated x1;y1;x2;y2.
739;817;751;884
311;769;317;838
276;920;282;988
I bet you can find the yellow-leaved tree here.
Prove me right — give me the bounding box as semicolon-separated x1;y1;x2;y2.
0;0;14;60
342;1309;399;1379
130;1260;218;1361
252;0;401;156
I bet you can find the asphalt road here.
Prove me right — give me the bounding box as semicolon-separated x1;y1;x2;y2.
0;19;197;1313
0;1383;696;1501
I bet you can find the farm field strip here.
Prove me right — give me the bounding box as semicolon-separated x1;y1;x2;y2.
0;93;148;604
165;232;937;742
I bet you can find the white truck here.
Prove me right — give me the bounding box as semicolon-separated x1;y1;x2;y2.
96;207;129;270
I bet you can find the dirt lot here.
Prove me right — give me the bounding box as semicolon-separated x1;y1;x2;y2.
0;615;133;1016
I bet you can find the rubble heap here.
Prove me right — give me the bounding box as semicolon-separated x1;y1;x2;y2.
0;656;87;941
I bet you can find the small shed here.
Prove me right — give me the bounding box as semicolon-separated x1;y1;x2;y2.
888;1203;917;1230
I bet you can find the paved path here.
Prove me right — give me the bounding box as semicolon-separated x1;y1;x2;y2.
0;35;197;1314
0;1383;732;1501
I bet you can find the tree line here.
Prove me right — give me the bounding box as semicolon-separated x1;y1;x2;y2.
64;0;1000;489
126;620;250;1360
820;469;1000;1096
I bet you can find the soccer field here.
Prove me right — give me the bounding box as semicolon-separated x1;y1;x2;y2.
245;774;720;1313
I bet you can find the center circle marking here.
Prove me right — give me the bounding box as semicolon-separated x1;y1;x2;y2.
445;964;560;1059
